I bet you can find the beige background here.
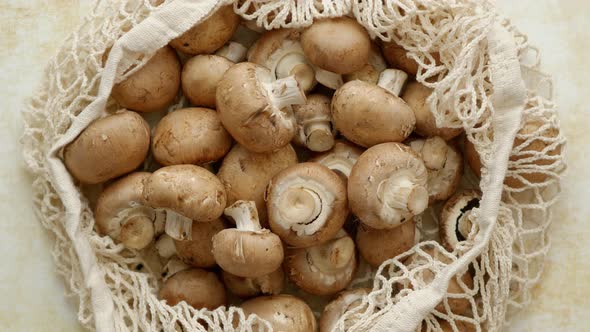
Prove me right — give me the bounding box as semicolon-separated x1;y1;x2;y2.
0;0;588;331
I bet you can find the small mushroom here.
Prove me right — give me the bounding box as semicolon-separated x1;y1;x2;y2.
222;268;284;298
217;144;298;227
241;295;317;332
216;62;306;153
348;143;428;229
64;110;150;184
181;55;234;108
356;220;417;268
169;5;240;55
319;288;370;332
152;107;232;166
267;162;349;248
212;201;284;278
301;17;371;75
95;172;159;249
402;81;463;140
143;165;227;241
159;268;227;309
175;218;225;268
343;45;387;84
309;140;364;181
332;70;415;147
112;46;181;113
161;256;191;281
155;234;177;259
292;94;336;152
439;190;481;252
284;231;357;296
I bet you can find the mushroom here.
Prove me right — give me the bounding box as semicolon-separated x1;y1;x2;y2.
381;42;441;77
401;81;463;140
211;200;284;278
159;268;227;309
152;107;232;166
215;24;261;63
439;190;481;252
408;137;464;204
309;140;364;181
267;162;349;248
181;55;234;108
248;29;318;92
64;110;150;184
143;165;227;241
343;45;387;84
438;319;476;332
175;218;225;268
356;220;417;267
301;17;371;75
348;142;429;229
217;144;298;227
216;62;306;153
319;288;370;332
112;46;181;113
331;70;415;147
284;230;357;296
155;234;177;259
95;172;160;249
169;5;240;55
161;257;191;281
292;94;336;152
241;295;317;332
222;268;284;298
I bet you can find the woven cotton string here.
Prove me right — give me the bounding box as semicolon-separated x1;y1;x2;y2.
21;0;567;331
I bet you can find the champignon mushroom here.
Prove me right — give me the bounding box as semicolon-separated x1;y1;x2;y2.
169;5;240;55
111;47;181;113
159;268;226;309
181;55;234;108
284;230;357;295
241;295;317;332
215;24;261;63
212;200;283;278
343;45;387;84
152;108;232;166
331;70;415;147
381;41;420;76
292;94;336;152
222;268;284;298
143;165;227;241
175;218;225;268
267;162;349;248
95;172;160;249
319;288;370;332
64;110;150;184
408;137;463;204
155;234;177;259
356;220;417;267
309;140;364;181
217;144;297;227
348;143;428;229
439;190;481;252
402;81;463;140
216;62;306;153
161;256;191;281
301;17;371;75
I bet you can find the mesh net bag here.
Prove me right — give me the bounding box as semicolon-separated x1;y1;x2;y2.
21;0;567;331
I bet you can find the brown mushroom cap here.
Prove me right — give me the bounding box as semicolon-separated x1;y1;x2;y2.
439;190;481;252
112;47;181;113
343;45;387;84
292;94;335;152
217;144;298;227
64;110;150;184
310;140;365;181
170;5;240;55
175;218;225;268
241;295;317;332
216;62;305;153
159;268;227;309
402;81;463;140
348;143;429;229
332;80;416;147
267;162;349;248
381;41;420;76
301;17;371;74
438;319;476;332
181;55;234;108
222;268;284;298
356;220;417;267
152;107;232;166
320;288;370;332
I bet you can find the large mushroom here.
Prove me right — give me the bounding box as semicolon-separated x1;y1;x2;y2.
159;268;226;309
64;110;150;184
241;295;317;332
267;162;349;248
439;190;481;252
216;62;306;153
320;288;370;332
292;94;336;152
309;139;364;181
356;220;418;267
181;55;234;108
174;218;225;268
348;143;429;229
222;268;284;298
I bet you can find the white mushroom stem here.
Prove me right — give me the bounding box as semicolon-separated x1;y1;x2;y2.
308;236;355;270
215;41;248;63
162;257;190;281
377;171;428;216
303;120;334;152
276;53;317;92
265;76;307;110
224;200;263;232
155;234;177;259
458;210;475;240
314;66;344;90
377;69;408;96
422;137;448;170
164;210;193;241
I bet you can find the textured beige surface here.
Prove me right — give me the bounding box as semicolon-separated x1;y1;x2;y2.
0;0;587;331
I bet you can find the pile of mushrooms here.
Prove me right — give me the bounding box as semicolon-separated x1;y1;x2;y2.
64;8;505;330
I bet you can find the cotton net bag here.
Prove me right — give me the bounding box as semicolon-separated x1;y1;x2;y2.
21;0;567;331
